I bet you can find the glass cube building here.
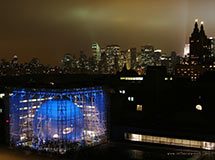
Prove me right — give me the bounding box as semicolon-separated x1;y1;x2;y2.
9;87;107;153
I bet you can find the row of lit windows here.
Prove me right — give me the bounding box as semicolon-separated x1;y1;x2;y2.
20;97;53;103
119;90;126;94
19;106;40;111
125;133;215;150
128;97;134;101
120;77;143;81
164;77;173;81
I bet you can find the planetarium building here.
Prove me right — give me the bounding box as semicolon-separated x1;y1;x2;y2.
9;87;107;153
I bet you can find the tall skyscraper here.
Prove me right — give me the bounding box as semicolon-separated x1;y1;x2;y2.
176;20;215;81
105;45;121;73
125;49;131;70
189;20;212;65
130;48;137;69
92;43;101;62
184;44;190;57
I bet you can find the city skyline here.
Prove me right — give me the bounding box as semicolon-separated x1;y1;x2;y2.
1;0;215;64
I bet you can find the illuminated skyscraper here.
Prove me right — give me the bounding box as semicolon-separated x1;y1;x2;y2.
184;44;190;57
105;45;121;73
126;49;131;70
176;20;215;81
130;48;137;69
92;43;101;62
189;20;212;65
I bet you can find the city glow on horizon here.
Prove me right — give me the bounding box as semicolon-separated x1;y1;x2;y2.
1;1;215;64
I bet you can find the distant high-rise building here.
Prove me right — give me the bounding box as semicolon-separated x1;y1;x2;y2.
124;48;137;70
105;45;121;73
189;20;212;65
92;43;101;62
138;45;162;68
125;49;131;70
11;55;18;65
184;44;190;57
62;53;77;68
176;20;215;81
78;51;89;73
118;50;125;71
130;48;137;69
141;45;154;54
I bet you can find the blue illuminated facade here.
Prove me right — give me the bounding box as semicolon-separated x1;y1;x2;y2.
9;87;107;153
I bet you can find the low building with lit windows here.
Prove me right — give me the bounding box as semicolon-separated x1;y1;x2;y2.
175;64;203;81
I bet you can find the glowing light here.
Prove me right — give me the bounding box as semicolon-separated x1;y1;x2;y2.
136;105;143;111
154;49;162;53
83;130;96;137
0;93;5;98
203;142;215;150
20;134;27;141
196;104;202;111
128;97;134;101
63;127;73;134
53;134;59;139
201;21;204;25
126;133;215;150
184;44;190;57
120;77;143;81
119;90;126;94
130;134;142;141
160;56;167;60
20;97;52;103
195;19;198;22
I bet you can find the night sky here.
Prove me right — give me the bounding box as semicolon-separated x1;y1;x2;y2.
1;0;215;64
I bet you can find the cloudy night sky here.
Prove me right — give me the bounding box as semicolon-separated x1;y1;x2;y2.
1;0;215;64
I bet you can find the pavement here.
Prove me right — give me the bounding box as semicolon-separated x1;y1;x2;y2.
0;142;215;160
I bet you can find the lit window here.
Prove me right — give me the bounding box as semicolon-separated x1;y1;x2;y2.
130;134;142;141
203;142;215;150
0;108;2;113
128;97;134;101
119;90;126;94
196;104;202;111
0;93;5;98
136;105;143;111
